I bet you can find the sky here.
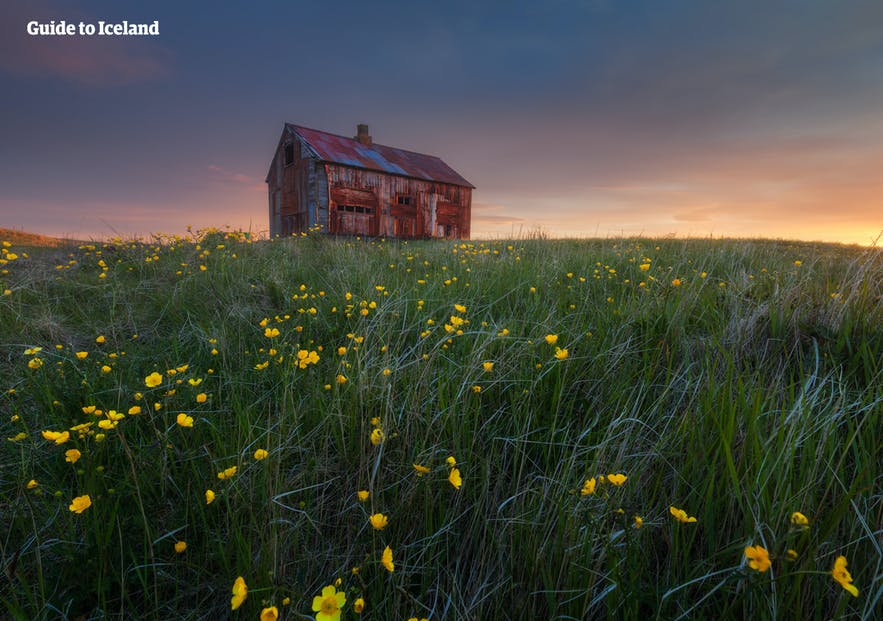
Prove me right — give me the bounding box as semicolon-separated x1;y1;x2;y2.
1;0;882;245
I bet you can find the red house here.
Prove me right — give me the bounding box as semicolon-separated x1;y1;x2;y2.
266;123;474;239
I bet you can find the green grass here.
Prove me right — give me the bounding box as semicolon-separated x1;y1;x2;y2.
1;231;880;620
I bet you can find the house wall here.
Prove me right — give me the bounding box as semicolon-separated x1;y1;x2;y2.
324;164;471;239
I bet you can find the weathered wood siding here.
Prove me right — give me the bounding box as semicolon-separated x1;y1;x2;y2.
324;164;471;239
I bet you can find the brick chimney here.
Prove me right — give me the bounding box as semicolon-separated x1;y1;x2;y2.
355;124;372;145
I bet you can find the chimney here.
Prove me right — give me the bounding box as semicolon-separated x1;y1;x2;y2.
355;124;372;145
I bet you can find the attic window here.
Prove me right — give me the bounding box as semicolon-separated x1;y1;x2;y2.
284;142;294;166
396;195;413;206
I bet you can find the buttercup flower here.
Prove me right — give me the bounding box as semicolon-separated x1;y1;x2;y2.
369;513;388;530
545;334;558;345
580;477;597;496
607;473;627;486
260;606;278;621
231;576;247;610
65;449;82;463
195;393;207;403
69;494;92;514
312;584;346;621
790;511;809;527
482;361;494;372
370;428;384;446
176;413;194;428
634;515;643;528
448;468;462;489
744;545;771;572
217;466;237;480
205;489;216;505
254;448;268;460
381;545;395;572
27;479;38;489
357;490;369;502
145;372;163;388
554;347;569;360
75;351;88;360
264;327;280;338
669;506;697;523
353;597;365;613
175;541;187;553
831;556;859;597
413;463;430;476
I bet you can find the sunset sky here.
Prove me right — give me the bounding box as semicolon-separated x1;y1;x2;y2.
1;1;882;245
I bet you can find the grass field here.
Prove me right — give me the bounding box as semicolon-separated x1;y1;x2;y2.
1;230;880;620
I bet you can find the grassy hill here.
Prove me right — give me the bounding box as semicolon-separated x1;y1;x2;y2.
1;230;880;620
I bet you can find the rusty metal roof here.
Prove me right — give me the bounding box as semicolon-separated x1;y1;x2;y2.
286;123;474;188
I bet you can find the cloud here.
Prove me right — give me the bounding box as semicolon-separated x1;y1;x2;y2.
471;202;527;226
0;1;169;85
207;165;265;193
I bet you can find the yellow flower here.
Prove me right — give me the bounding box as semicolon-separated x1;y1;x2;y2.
101;365;112;374
544;334;558;345
337;346;347;356
8;432;27;442
381;545;395;572
472;385;482;394
195;393;207;403
336;374;348;384
28;358;43;369
217;466;237;480
264;327;280;338
482;361;494;373
639;263;651;271
790;511;809;527
554;347;569;360
413;463;430;476
205;489;216;505
794;260;802;267
446;456;457;467
145;372;163;388
448;468;462;489
353;597;365;613
831;555;859;597
42;430;70;445
75;351;89;360
357;489;370;502
370;428;385;446
785;549;798;561
254;448;268;461
27;479;38;489
176;413;194;428
65;449;82;463
580;478;597;495
231;576;247;610
312;584;346;621
260;606;278;621
607;473;627;486
95;335;105;344
669;506;697;523
671;278;682;286
744;545;771;572
69;494;92;514
369;513;388;530
174;541;187;554
634;515;643;529
454;303;467;313
128;405;141;415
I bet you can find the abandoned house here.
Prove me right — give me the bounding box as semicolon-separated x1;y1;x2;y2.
266;123;474;239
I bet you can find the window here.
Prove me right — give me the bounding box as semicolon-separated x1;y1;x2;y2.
396;195;413;206
284;142;294;166
339;205;374;214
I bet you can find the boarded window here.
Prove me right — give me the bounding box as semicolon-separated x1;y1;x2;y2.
396;195;413;206
284;143;294;166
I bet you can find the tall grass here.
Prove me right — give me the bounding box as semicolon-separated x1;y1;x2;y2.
1;232;880;620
